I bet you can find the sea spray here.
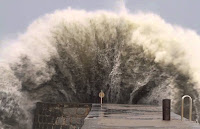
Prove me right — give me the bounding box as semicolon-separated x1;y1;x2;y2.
0;9;200;128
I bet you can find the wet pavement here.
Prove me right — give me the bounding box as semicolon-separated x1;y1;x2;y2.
82;104;200;129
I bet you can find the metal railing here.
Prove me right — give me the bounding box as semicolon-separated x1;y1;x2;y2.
181;95;192;121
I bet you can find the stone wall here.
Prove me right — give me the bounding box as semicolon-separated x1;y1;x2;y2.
33;102;91;129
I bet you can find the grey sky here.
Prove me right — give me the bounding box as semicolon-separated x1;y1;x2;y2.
0;0;200;40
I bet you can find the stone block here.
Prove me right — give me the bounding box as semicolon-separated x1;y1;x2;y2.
69;125;76;129
70;117;83;125
43;116;48;123
38;108;43;115
46;109;52;115
76;108;88;116
34;115;38;123
47;124;53;129
46;116;53;123
43;124;48;129
39;124;43;129
63;108;77;116
52;109;62;117
53;125;61;129
41;109;46;115
61;125;70;129
52;117;57;123
57;117;64;125
33;123;39;129
63;117;70;125
39;116;44;123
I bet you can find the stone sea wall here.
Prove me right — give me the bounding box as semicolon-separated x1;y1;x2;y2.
33;102;91;129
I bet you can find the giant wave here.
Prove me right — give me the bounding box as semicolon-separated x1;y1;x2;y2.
0;9;200;128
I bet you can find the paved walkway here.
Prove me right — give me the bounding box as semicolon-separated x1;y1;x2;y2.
82;104;200;129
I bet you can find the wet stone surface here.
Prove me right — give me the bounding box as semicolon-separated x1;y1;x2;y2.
82;104;200;129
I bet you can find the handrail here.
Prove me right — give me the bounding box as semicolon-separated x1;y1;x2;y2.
181;95;192;121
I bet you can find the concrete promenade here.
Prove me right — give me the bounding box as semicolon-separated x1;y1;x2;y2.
82;104;200;129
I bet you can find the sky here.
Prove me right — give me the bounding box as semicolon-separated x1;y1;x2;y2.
0;0;200;40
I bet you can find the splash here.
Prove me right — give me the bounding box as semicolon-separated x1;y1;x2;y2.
115;0;129;14
0;9;200;128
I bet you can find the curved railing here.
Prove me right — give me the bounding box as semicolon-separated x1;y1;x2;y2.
181;95;192;121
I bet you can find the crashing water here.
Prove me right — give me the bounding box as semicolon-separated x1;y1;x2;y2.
0;9;200;128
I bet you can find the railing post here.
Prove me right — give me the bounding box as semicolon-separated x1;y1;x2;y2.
162;99;171;120
181;95;192;121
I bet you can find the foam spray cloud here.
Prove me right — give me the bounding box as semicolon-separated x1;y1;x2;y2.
0;7;200;128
